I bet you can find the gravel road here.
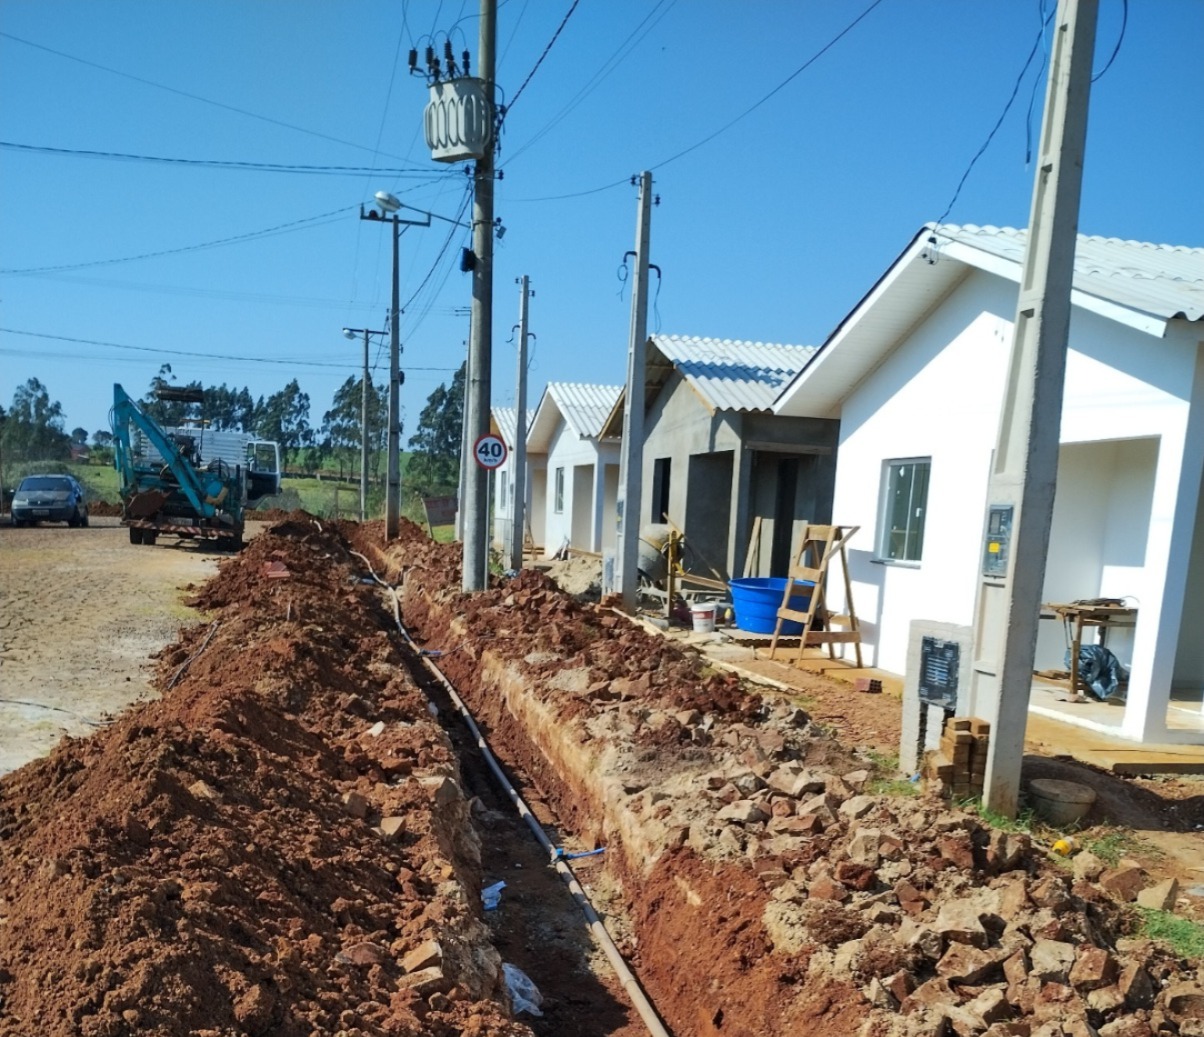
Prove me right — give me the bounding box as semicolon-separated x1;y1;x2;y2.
0;517;224;774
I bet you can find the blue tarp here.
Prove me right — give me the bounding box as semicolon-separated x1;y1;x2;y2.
1066;644;1129;702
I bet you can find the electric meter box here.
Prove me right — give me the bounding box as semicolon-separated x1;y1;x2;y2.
424;78;493;163
982;504;1013;577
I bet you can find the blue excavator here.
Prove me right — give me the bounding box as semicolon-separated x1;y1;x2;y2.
110;383;246;550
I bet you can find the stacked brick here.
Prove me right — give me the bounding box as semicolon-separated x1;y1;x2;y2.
924;717;990;801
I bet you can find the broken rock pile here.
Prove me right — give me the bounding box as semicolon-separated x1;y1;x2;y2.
389;535;1204;1037
0;516;532;1037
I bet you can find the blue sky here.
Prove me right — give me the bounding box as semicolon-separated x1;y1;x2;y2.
2;0;1200;440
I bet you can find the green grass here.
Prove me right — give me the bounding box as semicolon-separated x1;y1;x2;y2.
972;802;1042;835
1087;828;1164;867
1136;908;1204;959
861;749;920;797
74;463;119;502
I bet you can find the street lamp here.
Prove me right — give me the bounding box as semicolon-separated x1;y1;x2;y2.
342;325;387;522
360;191;429;540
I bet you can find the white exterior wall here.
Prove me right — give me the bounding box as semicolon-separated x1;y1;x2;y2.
541;419;620;556
830;269;1201;740
832;275;1013;671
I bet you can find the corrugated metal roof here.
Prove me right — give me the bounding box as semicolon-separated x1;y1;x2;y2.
775;222;1203;418
929;224;1204;322
527;382;623;452
650;335;816;413
490;406;534;449
545;382;622;439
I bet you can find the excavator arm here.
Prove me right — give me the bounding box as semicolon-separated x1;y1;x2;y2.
110;383;224;520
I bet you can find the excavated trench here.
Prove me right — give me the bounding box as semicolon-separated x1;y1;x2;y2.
2;515;1200;1037
385;543;872;1037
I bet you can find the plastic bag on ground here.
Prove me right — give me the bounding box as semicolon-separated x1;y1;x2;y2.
502;962;543;1017
481;880;506;910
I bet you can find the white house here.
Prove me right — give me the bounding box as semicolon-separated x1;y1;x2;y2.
489;406;535;551
774;223;1204;744
527;382;622;557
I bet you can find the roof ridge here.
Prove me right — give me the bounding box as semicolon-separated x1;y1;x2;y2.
931;221;1203;255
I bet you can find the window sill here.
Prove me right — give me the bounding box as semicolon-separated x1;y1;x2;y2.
871;557;921;569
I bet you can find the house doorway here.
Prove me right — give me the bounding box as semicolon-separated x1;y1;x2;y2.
571;464;595;551
685;451;734;580
770;456;801;575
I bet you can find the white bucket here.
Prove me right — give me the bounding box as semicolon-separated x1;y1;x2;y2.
690;603;717;633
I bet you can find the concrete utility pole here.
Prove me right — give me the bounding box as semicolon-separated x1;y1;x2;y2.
387;220;402;538
361;330;370;523
360;194;427;539
510;275;532;572
615;172;654;612
462;0;496;592
342;324;387;522
968;0;1098;816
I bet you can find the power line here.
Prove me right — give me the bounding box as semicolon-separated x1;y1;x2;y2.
1092;0;1127;82
0;328;460;372
646;0;889;174
502;0;676;167
508;0;887;202
934;8;1053;225
504;0;581;116
403;187;474;313
1;207;358;276
0;31;422;163
0;140;454;178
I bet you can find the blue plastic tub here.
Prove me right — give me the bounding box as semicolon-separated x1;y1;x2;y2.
728;577;815;635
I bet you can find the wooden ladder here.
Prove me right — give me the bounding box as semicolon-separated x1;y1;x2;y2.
768;524;863;668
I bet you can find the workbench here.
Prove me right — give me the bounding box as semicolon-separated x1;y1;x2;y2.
1043;601;1137;700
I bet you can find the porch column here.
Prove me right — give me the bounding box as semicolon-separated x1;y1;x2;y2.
729;445;754;580
592;460;606;554
1122;348;1204;741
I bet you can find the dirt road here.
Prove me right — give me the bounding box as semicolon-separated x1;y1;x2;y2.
0;518;221;774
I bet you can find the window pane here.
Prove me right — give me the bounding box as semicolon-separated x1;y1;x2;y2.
907;462;929;561
880;459;930;562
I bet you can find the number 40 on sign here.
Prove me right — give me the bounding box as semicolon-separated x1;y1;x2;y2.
473;433;508;470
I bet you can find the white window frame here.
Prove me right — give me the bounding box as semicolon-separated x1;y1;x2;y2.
553;466;565;513
876;457;930;565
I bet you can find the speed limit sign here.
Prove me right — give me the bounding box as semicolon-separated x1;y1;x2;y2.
473;433;508;470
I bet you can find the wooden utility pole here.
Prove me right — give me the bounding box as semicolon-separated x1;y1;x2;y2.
968;0;1099;816
511;275;532;572
616;172;653;612
462;0;496;591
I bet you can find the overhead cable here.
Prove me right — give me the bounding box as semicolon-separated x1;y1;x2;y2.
503;0;581;117
508;0;887;202
0;140;454;178
502;0;676;168
0;30;422;163
934;7;1053;225
1;207;359;275
0;328;460;372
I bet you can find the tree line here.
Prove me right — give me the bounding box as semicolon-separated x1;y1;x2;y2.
0;363;465;503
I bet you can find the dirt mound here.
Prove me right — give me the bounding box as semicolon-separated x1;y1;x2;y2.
88;501;123;517
0;512;530;1037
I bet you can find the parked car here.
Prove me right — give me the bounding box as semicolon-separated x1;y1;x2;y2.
10;474;90;527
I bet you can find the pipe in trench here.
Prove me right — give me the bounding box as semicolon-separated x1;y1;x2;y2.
350;552;672;1037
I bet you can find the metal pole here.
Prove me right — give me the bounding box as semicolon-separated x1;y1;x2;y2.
616;172;653;612
361;328;369;522
462;0;496;591
511;275;530;572
386;217;402;539
968;0;1098;817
